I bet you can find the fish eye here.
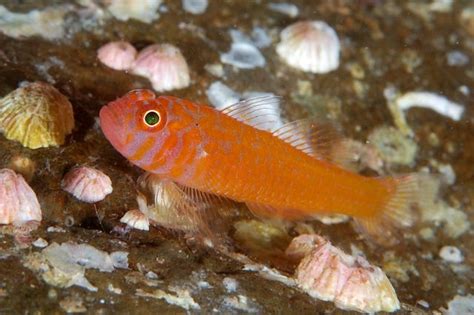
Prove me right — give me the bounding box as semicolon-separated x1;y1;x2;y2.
143;110;160;127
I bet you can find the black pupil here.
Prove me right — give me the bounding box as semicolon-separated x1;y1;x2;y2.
145;111;160;126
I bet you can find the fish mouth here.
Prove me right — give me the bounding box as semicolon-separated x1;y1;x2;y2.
99;104;125;151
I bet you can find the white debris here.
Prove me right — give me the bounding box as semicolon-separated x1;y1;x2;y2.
0;5;70;40
204;63;225;78
368;126;418;167
418;179;470;239
458;85;469;96
107;283;122;295
443;295;474;315
206;81;240;109
182;0;208;15
228;27;271;49
396;91;464;121
197;280;212;289
32;238;49;248
24;242;128;292
44;242;129;272
268;2;299;17
439;246;464;263
242;263;296;287
430;161;456;185
220;42;265;69
145;271;159;280
222;295;259;313
417;299;430;308
46;226;66;233
429;0;453;12
251;27;272;48
447;50;470;66
384;87;465;136
136;287;200;310
107;0;162;23
223;277;238;293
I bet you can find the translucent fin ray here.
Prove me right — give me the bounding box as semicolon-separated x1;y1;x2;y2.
272;119;343;162
220;95;282;131
137;173;234;245
246;202;307;221
352;174;420;246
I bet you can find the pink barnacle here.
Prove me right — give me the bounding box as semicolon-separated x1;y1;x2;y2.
0;168;42;224
61;166;113;203
289;234;400;313
97;41;137;71
131;43;191;92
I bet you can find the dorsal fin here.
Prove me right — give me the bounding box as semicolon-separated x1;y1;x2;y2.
273;119;342;162
221;96;358;170
220;95;283;131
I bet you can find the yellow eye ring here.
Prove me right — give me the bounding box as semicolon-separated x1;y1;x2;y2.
143;110;160;127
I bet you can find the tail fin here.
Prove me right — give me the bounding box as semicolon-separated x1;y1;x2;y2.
353;174;422;246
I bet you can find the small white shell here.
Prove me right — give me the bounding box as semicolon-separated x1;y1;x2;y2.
291;235;400;313
0;82;75;149
61;167;113;203
0;168;42;224
97;41;137;71
131;44;191;92
107;0;162;23
439;246;464;263
8;155;36;182
182;0;208;15
120;209;149;231
276;21;340;73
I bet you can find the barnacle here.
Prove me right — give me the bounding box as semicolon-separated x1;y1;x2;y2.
276;21;340;74
289;235;400;313
97;41;137;71
132;44;191;92
61;166;113;203
0;168;42;224
0;82;74;149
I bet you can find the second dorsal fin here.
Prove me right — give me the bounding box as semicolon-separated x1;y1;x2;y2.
273;119;342;162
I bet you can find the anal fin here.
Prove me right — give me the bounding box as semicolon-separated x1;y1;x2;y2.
246;202;307;221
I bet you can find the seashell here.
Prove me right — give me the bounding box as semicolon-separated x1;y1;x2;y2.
182;0;208;15
285;234;321;260
120;209;149;231
0;168;42;224
131;44;191;92
276;20;340;73
61;166;113;203
291;234;399;313
107;0;162;23
97;41;137;71
334;258;400;313
0;82;74;149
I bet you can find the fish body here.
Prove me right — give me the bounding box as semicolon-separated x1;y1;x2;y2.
100;90;418;244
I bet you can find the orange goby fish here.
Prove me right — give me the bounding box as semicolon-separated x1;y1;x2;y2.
100;90;419;245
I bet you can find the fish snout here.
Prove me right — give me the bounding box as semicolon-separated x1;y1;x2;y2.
99;104;126;151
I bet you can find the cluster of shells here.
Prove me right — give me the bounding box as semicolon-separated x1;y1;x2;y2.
98;41;190;92
96;19;341;95
286;234;400;313
0;81;114;224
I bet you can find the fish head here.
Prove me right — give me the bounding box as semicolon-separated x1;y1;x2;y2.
99;89;172;170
